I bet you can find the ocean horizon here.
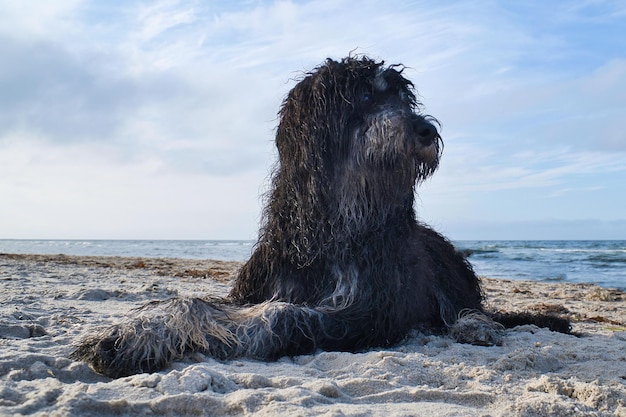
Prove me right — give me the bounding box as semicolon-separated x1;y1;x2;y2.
1;239;624;290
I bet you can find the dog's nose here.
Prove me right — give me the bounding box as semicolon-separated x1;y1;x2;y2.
413;120;438;146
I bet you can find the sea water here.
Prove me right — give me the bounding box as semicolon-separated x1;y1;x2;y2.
0;239;255;262
457;240;626;290
1;239;624;290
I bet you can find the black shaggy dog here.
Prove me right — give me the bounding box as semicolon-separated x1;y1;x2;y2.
72;56;569;378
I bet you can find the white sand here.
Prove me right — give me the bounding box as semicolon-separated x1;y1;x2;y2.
1;253;625;417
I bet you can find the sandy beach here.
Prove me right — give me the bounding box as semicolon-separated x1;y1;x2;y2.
0;253;624;416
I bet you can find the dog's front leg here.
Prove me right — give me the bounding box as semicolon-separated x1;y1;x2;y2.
71;297;236;378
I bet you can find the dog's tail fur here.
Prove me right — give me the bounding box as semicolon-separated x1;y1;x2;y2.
449;308;570;347
491;311;571;334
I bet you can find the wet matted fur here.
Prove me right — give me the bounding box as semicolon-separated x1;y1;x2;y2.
72;56;569;378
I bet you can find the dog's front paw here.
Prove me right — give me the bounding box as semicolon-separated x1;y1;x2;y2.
450;311;504;346
71;324;174;378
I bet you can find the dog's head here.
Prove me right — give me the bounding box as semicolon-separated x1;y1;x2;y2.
266;56;442;256
276;56;442;192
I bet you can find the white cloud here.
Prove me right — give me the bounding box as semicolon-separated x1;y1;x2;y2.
135;0;196;43
0;138;265;239
0;0;83;40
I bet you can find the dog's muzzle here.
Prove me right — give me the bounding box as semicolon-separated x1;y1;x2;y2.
413;119;438;147
412;118;440;166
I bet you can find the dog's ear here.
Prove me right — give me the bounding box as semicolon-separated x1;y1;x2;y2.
273;58;364;177
275;60;351;170
276;74;325;169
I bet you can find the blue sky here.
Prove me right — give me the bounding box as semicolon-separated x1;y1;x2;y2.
1;0;625;240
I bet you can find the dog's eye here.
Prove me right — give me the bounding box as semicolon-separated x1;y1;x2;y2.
362;92;373;105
